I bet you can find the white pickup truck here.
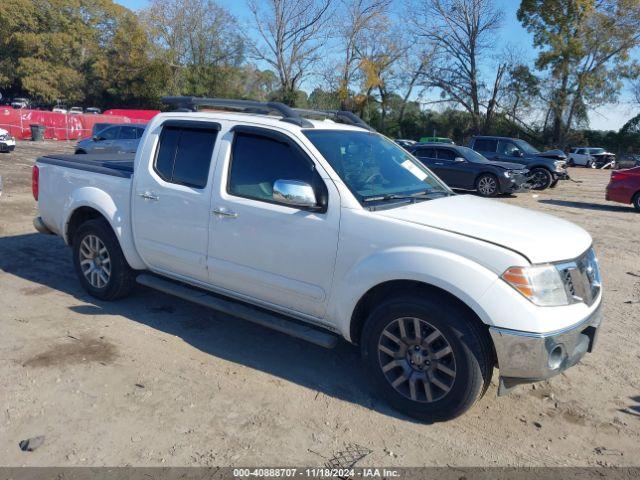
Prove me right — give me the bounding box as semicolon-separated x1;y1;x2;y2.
32;97;603;421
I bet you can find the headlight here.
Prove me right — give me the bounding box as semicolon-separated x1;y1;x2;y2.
503;171;512;178
554;161;566;172
502;265;570;306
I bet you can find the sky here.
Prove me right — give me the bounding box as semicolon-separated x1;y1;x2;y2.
115;0;638;131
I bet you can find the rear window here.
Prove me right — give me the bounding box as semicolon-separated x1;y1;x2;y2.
473;139;498;153
154;126;218;188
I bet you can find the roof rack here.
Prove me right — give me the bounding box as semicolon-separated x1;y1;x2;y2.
162;96;314;128
292;108;375;131
162;96;375;131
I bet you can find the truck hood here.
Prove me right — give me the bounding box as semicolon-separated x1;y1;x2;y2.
377;194;592;264
536;149;567;160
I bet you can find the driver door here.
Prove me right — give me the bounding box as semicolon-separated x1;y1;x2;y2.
496;140;526;165
207;126;340;319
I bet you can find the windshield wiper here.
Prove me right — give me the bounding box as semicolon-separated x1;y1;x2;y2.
363;190;451;203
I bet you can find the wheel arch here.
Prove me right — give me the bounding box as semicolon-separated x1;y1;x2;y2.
349;279;496;363
64;192;146;269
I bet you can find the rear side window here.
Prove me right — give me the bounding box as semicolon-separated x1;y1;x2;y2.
154;126;218;188
229;132;320;204
473;139;497;153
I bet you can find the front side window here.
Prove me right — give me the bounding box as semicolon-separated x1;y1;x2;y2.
98;127;119;140
436;148;456;161
229;132;321;203
413;147;436;159
514;139;540;154
119;126;139;140
154;126;217;188
304;130;449;202
498;141;520;156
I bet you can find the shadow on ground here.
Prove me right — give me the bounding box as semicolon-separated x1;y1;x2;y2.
538;199;632;213
0;232;409;421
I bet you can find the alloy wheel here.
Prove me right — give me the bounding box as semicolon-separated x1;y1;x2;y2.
478;176;497;196
377;317;456;403
79;234;111;288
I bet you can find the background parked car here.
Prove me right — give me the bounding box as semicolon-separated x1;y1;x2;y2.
408;143;529;197
10;98;29;109
469;136;568;190
419;136;454;144
52;106;68;114
616;154;640;169
0;128;16;152
395;139;417;149
606;166;640;211
69;107;83;114
568;147;616;168
75;124;146;154
85;107;101;114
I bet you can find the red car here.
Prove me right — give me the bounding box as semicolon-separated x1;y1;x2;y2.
605;166;640;211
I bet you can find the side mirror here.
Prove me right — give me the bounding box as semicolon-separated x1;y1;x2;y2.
273;179;317;208
454;157;466;163
93;135;103;142
513;150;523;157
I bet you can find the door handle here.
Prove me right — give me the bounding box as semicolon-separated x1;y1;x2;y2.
212;208;238;218
138;191;159;201
435;162;444;166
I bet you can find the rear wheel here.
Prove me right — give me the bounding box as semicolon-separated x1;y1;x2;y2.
633;192;640;212
75;149;87;154
476;174;499;197
529;167;553;190
361;294;493;422
72;218;135;300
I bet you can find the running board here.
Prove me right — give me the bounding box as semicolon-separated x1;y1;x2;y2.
136;274;338;349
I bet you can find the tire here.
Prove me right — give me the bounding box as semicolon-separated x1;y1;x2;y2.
529;167;553;190
633;192;640;212
587;159;594;168
72;218;135;300
549;178;559;188
567;158;574;167
361;293;493;422
476;173;499;197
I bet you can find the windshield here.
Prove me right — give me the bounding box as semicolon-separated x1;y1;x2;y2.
304;130;450;203
514;139;540;154
457;146;490;163
589;148;605;154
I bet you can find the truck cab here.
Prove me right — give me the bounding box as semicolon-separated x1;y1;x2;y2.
32;98;603;422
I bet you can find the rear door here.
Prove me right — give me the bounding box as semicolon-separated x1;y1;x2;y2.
132;120;220;281
472;138;498;160
206;125;340;319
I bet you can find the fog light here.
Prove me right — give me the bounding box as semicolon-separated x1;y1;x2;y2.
548;345;564;370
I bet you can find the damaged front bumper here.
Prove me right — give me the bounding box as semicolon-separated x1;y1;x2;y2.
489;303;602;395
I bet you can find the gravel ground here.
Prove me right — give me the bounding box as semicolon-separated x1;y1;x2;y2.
0;140;639;467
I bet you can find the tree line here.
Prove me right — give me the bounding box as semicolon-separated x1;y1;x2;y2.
2;0;640;150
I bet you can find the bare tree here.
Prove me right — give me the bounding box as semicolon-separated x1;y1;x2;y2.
247;0;333;106
412;0;505;133
332;0;391;109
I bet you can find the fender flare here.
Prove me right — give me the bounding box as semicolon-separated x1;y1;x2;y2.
329;247;500;341
62;187;146;269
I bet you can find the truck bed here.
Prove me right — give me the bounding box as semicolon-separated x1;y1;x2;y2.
37;153;134;178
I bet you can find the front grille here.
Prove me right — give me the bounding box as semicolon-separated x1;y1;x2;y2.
557;248;601;306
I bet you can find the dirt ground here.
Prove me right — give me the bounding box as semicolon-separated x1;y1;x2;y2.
0;140;639;467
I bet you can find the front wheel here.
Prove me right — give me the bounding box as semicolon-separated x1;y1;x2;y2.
633;192;640;212
72;218;135;300
529;168;553;190
361;294;493;422
476;173;499;197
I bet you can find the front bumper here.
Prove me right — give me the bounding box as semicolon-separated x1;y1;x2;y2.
489;302;602;394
